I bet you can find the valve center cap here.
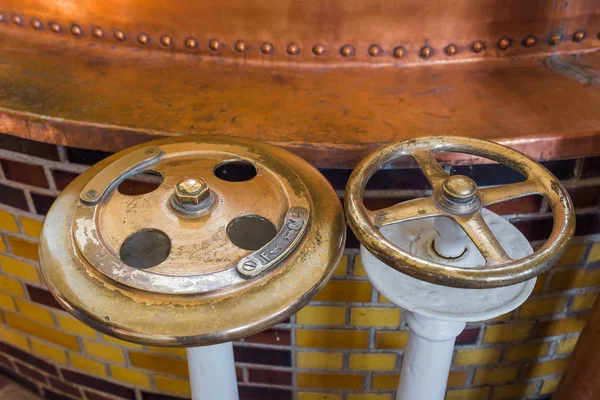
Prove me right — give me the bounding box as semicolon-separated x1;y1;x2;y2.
442;175;477;203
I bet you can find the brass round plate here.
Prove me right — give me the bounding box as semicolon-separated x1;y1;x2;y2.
39;136;346;346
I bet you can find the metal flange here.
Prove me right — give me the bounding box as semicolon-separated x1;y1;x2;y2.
39;135;345;346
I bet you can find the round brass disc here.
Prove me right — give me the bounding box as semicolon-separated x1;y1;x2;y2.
39;135;346;346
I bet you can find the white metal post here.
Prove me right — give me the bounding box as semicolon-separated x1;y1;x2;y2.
187;342;239;400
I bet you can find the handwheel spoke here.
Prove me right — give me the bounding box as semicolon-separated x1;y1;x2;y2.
454;211;511;264
479;179;541;206
410;149;448;189
374;197;442;227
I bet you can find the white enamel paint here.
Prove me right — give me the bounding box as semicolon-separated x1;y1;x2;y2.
361;208;535;400
187;342;239;400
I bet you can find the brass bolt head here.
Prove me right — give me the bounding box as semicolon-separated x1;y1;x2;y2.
12;15;22;26
261;42;273;54
445;44;457;56
523;35;537;47
340;44;355;57
71;24;82;36
114;30;126;41
368;44;382;57
393;46;405;59
312;44;325;56
549;34;562;45
31;19;42;30
50;22;61;33
160;35;172;47
573;30;586;43
174;178;210;206
138;33;150;45
287;43;300;55
442;175;477;203
420;46;433;59
472;41;484;53
209;39;221;51
93;28;104;38
185;37;198;49
235;40;247;53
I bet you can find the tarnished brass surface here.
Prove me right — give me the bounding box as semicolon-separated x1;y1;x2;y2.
345;136;575;289
38;135;346;346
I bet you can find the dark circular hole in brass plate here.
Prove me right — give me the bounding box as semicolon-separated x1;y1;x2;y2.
117;170;164;195
227;215;277;251
214;160;257;182
119;229;171;269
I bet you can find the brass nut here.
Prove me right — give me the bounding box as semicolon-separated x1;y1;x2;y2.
174;178;210;205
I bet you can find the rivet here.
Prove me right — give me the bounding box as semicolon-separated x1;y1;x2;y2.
209;39;221;51
71;24;82;37
548;34;562;46
573;30;586;42
12;15;22;26
160;35;172;47
340;44;355;57
0;14;4;23
49;22;61;33
420;46;433;59
93;28;104;39
445;44;457;56
242;260;257;272
234;40;247;53
114;30;125;41
137;33;150;45
497;37;511;50
393;46;405;58
287;43;300;55
368;44;383;57
523;35;537;47
312;44;325;56
471;40;484;53
261;42;273;54
185;37;198;49
31;19;42;30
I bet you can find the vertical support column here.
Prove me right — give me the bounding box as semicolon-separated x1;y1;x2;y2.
397;313;466;400
187;342;240;400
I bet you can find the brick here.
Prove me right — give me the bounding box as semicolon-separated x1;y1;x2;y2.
146;346;186;357
505;342;550;362
5;313;79;350
375;331;409;349
61;369;135;400
110;365;151;388
454;348;500;366
333;255;348;277
492;383;536;400
297;329;369;349
51;170;79;191
589;242;600;262
234;346;290;367
540;378;560;394
15;299;53;325
518;296;566;317
0;237;5;252
246;328;291;345
297;372;364;390
154;375;190;397
129;351;188;377
15;361;46;383
351;307;401;327
456;326;480;345
483;322;534;343
372;372;466;391
486;195;542;216
0;159;48;188
347;395;391;400
5;236;38;261
31;193;56;216
349;353;396;371
550;268;600;291
0;341;57;374
56;314;97;338
0;136;59;160
248;368;292;386
556;244;586;266
0;292;16;311
297;352;344;370
69;353;107;377
48;376;80;398
297;306;346;326
535;317;587;338
27;286;62;310
0;184;28;211
447;371;468;388
101;334;143;349
533;273;546;293
314;280;372;303
0;210;19;232
378;293;391;303
571;292;598;311
556;336;579;354
446;388;490;400
523;358;570;378
19;217;43;239
354;257;367;277
65;147;111;166
83;340;125;363
298;393;342;400
0;325;29;350
473;366;519;385
0;255;40;283
30;339;67;364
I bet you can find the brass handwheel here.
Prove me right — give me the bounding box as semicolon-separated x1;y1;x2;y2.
345;136;575;289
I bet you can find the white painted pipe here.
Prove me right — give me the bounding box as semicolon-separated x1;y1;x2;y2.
397;313;466;400
187;342;239;400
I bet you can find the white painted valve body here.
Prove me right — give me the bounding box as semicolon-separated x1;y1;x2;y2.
187;342;239;400
361;208;536;400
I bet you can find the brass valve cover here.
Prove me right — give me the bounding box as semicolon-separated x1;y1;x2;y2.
38;136;346;346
